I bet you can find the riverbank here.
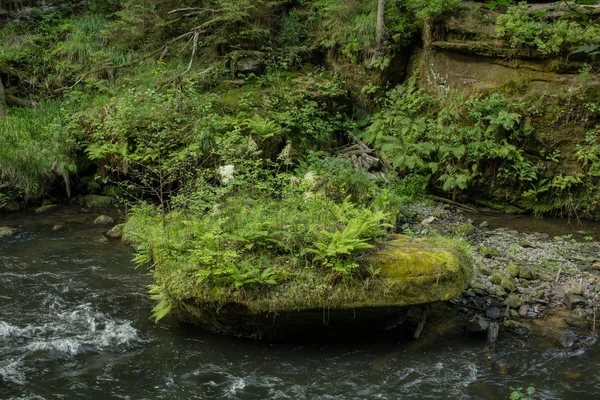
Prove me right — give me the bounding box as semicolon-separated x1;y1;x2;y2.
400;200;600;347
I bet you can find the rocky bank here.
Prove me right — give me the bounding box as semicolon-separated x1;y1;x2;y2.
402;199;600;347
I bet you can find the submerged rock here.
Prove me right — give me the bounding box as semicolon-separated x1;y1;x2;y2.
34;204;57;214
0;226;16;238
83;195;112;208
94;215;114;225
177;235;473;339
105;224;124;238
467;316;489;333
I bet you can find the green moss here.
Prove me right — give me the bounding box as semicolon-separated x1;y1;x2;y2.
164;234;473;337
479;246;499;258
506;264;520;278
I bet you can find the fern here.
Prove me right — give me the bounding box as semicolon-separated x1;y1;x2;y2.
148;284;174;321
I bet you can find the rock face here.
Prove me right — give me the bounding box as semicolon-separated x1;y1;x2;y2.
409;1;600;213
177;235;473;339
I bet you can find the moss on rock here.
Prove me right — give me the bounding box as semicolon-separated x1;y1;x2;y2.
176;234;473;338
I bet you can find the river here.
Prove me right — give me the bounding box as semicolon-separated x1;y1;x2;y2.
1;208;600;399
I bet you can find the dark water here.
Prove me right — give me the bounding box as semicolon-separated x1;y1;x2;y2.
2;209;600;399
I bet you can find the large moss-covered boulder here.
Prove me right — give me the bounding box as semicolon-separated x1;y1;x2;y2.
367;235;473;306
177;235;473;339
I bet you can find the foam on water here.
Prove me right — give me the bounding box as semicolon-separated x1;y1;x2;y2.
1;299;141;387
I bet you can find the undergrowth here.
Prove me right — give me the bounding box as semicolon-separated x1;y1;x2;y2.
123;155;422;320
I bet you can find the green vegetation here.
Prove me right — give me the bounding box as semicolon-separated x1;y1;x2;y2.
496;2;600;56
0;102;75;199
123;154;421;320
1;0;598;325
364;76;536;200
509;385;537;400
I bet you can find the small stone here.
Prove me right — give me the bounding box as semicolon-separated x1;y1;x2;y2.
479;246;499;258
467;317;490;333
518;304;529;318
421;216;436;226
504;320;529;334
591;262;600;271
94;215;115;225
518;267;536;280
506;264;520;278
517;239;535;248
52;225;63;231
566;314;588;328
105;224;124;239
479;221;489;228
491;285;506;296
489;273;503;285
477;262;492;275
535;290;545;299
504;294;523;309
96;236;109;244
35;204;57;214
464;290;476;298
500;277;515;293
455;223;475;236
0;226;17;238
559;332;576;348
485;307;502;320
553;236;564;242
565;293;585;310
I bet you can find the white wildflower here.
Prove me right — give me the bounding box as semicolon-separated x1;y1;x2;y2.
277;141;292;163
247;136;258;152
303;171;315;184
218;165;235;184
289;176;301;187
303;190;313;201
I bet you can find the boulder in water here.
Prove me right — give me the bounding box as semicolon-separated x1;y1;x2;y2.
0;226;16;238
94;215;115;225
105;224;124;239
84;195;112;208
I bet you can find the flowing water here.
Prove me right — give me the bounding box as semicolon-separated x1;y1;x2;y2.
2;208;600;399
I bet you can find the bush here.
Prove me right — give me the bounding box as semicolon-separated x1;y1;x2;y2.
496;2;600;56
363;76;537;199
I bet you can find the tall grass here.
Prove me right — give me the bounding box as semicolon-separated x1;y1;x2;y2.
0;102;75;199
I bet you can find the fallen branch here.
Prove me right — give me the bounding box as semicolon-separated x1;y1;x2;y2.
425;195;480;213
414;305;430;339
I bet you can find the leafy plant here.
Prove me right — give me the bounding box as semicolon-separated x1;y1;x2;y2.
363;76;536;200
509;385;536;400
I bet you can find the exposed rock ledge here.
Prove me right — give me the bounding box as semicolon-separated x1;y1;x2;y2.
176;235;473;339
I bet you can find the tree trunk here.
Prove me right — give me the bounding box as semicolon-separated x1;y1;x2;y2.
375;0;386;56
0;77;7;117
